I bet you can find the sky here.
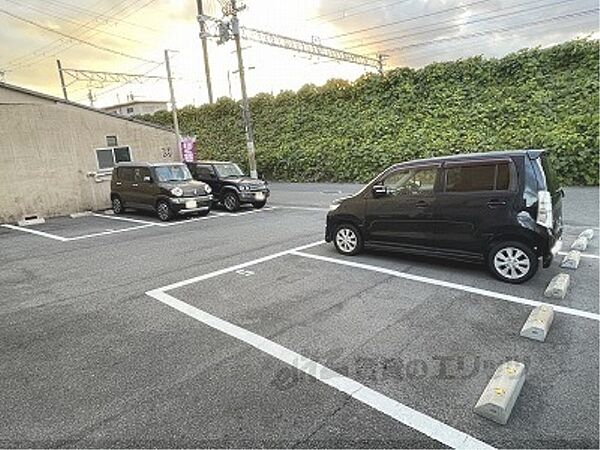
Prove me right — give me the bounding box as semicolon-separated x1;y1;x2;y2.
0;0;597;108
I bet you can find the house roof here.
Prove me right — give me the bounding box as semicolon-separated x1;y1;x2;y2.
0;81;174;133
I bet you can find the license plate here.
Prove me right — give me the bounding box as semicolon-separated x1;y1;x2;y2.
255;193;265;201
185;200;197;209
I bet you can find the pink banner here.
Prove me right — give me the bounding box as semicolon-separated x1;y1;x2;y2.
180;136;197;163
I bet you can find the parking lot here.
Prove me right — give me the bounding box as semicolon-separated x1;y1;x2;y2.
1;184;598;448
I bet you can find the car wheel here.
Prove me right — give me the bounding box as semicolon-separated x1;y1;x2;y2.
487;241;539;284
223;191;240;212
156;200;173;222
112;196;124;214
333;224;363;256
253;200;267;209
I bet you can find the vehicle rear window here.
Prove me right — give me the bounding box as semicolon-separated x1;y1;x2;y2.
445;163;510;192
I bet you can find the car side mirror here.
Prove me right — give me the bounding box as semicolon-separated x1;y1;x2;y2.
143;176;152;183
372;185;388;197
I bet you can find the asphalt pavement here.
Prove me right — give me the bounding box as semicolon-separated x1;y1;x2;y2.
0;184;598;448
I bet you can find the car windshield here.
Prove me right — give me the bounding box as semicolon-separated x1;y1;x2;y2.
154;165;192;182
215;163;244;178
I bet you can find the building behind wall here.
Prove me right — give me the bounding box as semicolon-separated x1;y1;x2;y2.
0;82;177;223
101;100;168;117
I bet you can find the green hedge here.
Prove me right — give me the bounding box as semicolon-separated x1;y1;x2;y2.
139;39;599;185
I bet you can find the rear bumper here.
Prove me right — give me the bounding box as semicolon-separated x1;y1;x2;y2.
542;232;563;268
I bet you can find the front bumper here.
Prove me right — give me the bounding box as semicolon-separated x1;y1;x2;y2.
239;189;270;203
169;195;213;214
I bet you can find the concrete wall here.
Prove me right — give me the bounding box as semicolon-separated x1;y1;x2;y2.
0;100;177;222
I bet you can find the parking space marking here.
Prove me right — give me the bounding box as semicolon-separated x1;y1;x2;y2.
291;251;600;322
90;213;161;226
1;224;69;242
146;244;492;449
159;206;277;228
275;206;330;212
558;251;599;260
149;240;325;293
1;207;279;242
66;224;156;241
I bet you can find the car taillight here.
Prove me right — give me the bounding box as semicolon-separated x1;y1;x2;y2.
537;190;553;229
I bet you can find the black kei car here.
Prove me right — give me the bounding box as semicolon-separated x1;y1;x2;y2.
187;161;270;212
326;150;564;284
110;162;213;221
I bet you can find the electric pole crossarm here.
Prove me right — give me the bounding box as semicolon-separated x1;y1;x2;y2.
240;26;381;70
60;68;167;84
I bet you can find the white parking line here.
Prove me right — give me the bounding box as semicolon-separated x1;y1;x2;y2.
90;213;160;226
151;240;325;292
65;224;156;241
291;251;600;322
564;225;599;231
146;241;492;449
159;206;277;227
558;251;599;260
1;224;69;242
275;206;330;212
2;207;278;242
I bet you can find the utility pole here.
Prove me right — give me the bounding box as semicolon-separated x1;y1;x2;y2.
164;49;181;156
196;0;213;103
196;0;214;104
230;0;258;178
56;59;68;100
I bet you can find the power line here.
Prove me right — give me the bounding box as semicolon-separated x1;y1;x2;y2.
345;0;580;51
306;0;411;23
0;0;145;45
0;8;160;64
2;0;160;71
323;0;495;41
42;0;159;32
380;8;599;54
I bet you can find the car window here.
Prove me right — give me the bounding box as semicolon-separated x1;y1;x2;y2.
214;163;244;178
134;168;151;182
496;163;510;190
382;167;437;195
445;164;495;192
445;163;511;192
196;165;214;178
119;167;134;182
154;165;192;182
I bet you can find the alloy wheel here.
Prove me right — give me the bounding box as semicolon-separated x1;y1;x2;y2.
493;246;531;280
157;202;170;221
112;198;122;214
335;227;358;254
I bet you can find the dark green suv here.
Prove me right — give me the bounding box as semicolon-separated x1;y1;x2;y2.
110;162;213;221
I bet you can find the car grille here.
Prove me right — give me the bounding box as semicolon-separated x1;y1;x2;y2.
248;183;265;191
183;187;206;197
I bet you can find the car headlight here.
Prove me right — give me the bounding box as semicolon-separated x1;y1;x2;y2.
204;185;212;194
240;185;249;191
170;187;183;197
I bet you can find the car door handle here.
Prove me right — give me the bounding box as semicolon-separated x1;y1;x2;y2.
415;200;429;208
487;199;507;208
115;182;122;186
